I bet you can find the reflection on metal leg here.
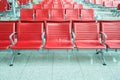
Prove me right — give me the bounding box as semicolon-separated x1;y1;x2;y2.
100;51;107;66
9;50;15;66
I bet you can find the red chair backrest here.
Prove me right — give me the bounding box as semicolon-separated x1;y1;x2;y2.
33;4;43;9
117;4;120;10
20;9;34;21
63;4;73;9
52;4;63;9
46;21;72;41
43;4;52;9
66;9;80;20
81;9;94;21
36;9;49;21
74;4;83;9
102;21;120;40
0;22;15;41
50;9;65;20
104;1;113;7
17;22;43;41
73;21;99;40
95;0;103;5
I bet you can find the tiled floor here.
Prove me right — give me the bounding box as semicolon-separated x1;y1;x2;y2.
0;50;120;80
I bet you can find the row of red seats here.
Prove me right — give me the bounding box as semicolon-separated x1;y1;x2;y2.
20;8;94;21
85;0;120;8
17;0;33;6
38;0;76;5
33;3;83;9
0;20;120;66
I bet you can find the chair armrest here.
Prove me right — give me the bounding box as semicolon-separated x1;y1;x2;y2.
41;32;45;47
72;32;76;40
9;32;16;45
80;14;82;19
99;32;107;45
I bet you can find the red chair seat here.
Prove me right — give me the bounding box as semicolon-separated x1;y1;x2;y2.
11;41;42;50
44;41;73;49
75;40;105;49
0;41;11;50
106;41;120;49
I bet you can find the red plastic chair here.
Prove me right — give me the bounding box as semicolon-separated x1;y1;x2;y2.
10;22;44;66
11;22;43;50
73;21;105;49
52;4;63;9
0;22;15;50
74;4;83;9
117;4;120;10
63;4;73;9
104;1;113;7
73;21;106;65
50;9;65;20
95;0;103;5
44;21;74;49
43;4;52;9
66;9;80;20
81;9;94;21
20;9;35;21
102;21;120;49
33;4;43;9
36;9;49;21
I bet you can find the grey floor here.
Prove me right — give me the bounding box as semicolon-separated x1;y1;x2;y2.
0;50;120;80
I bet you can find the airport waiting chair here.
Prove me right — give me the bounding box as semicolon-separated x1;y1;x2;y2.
65;9;80;20
73;21;107;65
0;22;15;50
81;9;94;21
33;4;43;9
44;21;74;49
52;4;63;9
10;21;44;66
50;9;65;20
20;9;35;21
43;4;52;9
74;4;83;9
36;9;49;21
63;4;73;9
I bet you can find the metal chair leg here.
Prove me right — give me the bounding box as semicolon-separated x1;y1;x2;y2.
100;51;107;66
9;50;15;66
96;50;100;54
96;50;107;66
17;53;21;55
